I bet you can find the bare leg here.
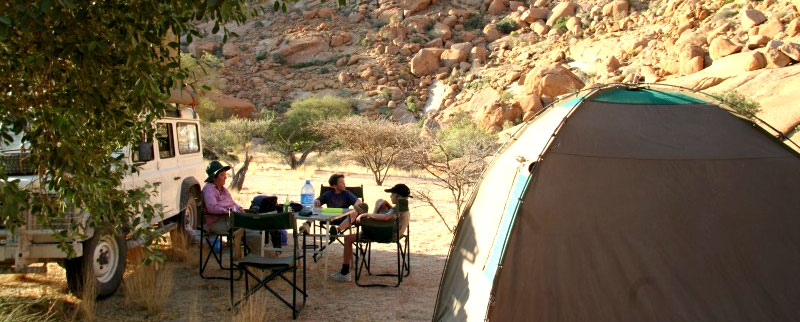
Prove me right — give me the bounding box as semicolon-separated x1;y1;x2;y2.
336;210;358;232
342;234;358;265
373;198;391;214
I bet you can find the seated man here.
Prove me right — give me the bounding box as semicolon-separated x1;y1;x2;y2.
330;184;411;282
315;173;363;209
202;160;244;233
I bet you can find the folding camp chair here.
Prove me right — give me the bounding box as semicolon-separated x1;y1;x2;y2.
228;211;307;319
319;184;366;205
199;206;243;280
354;198;411;287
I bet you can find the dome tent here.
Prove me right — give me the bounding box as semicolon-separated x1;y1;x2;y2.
433;84;800;321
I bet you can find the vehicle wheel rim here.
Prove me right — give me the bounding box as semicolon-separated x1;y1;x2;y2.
185;199;197;232
94;235;119;284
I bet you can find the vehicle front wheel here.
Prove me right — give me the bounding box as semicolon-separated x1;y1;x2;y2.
65;229;127;299
171;192;199;245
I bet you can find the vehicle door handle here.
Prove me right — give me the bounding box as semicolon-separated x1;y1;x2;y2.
173;176;181;180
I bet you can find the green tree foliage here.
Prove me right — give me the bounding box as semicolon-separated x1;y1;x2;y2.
180;52;225;92
318;116;417;185
202;118;273;191
0;1;252;259
267;96;352;168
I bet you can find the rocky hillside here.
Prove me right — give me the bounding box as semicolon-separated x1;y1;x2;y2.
184;0;800;139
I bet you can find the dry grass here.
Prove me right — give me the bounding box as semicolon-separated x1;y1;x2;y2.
167;229;190;262
232;292;276;322
74;270;96;322
0;295;64;322
122;250;175;314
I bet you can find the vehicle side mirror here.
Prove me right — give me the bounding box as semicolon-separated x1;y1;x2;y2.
137;142;154;162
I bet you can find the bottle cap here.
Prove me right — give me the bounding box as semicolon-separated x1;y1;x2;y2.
305;179;310;184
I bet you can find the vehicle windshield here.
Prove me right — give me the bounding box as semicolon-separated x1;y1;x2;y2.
0;127;28;152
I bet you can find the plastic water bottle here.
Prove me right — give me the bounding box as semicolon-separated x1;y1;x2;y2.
300;180;315;210
213;238;221;254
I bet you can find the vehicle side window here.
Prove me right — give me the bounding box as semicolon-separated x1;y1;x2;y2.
156;123;175;159
177;122;200;154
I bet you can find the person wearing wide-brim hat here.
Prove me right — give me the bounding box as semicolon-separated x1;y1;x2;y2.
329;183;412;282
202;160;244;233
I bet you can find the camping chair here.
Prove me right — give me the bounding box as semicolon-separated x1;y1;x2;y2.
228;211;307;319
354;198;411;287
319;184;367;246
319;184;366;205
199;206;243;281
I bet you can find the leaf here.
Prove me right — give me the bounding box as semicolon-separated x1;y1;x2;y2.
338;0;346;6
273;0;280;12
0;16;10;26
40;0;54;13
281;2;287;13
212;21;219;34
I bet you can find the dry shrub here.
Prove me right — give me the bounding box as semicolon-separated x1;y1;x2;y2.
122;262;174;314
167;229;190;262
74;272;96;322
232;292;276;322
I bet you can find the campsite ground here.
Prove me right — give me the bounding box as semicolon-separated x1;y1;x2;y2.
0;155;456;321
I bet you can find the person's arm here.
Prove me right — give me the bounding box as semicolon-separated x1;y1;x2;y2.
346;191;360;208
315;191;327;207
356;211;394;222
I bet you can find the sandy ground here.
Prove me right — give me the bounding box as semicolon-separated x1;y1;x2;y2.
0;157;457;321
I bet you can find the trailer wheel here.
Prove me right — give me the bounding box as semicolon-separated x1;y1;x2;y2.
65;229;127;299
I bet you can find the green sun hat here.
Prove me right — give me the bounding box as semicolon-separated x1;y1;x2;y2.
205;160;231;183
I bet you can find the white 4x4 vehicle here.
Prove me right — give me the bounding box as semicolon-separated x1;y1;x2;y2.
0;107;205;298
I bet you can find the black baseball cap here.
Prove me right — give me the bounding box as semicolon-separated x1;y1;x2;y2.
384;184;411;198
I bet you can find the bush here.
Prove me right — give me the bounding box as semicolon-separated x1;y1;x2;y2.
255;52;268;61
496;18;518;34
463;16;485;31
717;90;761;119
271;53;286;64
437;117;497;159
319;66;330;74
317;115;417;185
552;17;569;32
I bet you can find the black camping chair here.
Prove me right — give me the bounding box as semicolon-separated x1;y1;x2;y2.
199;205;243;281
354;198;411;287
228;211;307;319
319;184;366;205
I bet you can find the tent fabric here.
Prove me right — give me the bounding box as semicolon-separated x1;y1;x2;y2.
433;96;584;321
433;86;800;321
589;88;706;105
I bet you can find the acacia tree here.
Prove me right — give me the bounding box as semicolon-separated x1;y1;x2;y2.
266;96;352;169
409;118;499;232
0;1;255;259
202;118;273;191
318;115;417;185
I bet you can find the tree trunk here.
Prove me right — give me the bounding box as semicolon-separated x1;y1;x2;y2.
288;153;299;169
230;154;253;192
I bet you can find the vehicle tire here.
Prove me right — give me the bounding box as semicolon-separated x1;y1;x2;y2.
65;229;127;300
171;191;199;245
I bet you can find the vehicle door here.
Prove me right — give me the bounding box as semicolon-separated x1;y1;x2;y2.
130;133;162;222
154;122;180;222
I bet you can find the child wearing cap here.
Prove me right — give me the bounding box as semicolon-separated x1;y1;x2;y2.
330;184;412;282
